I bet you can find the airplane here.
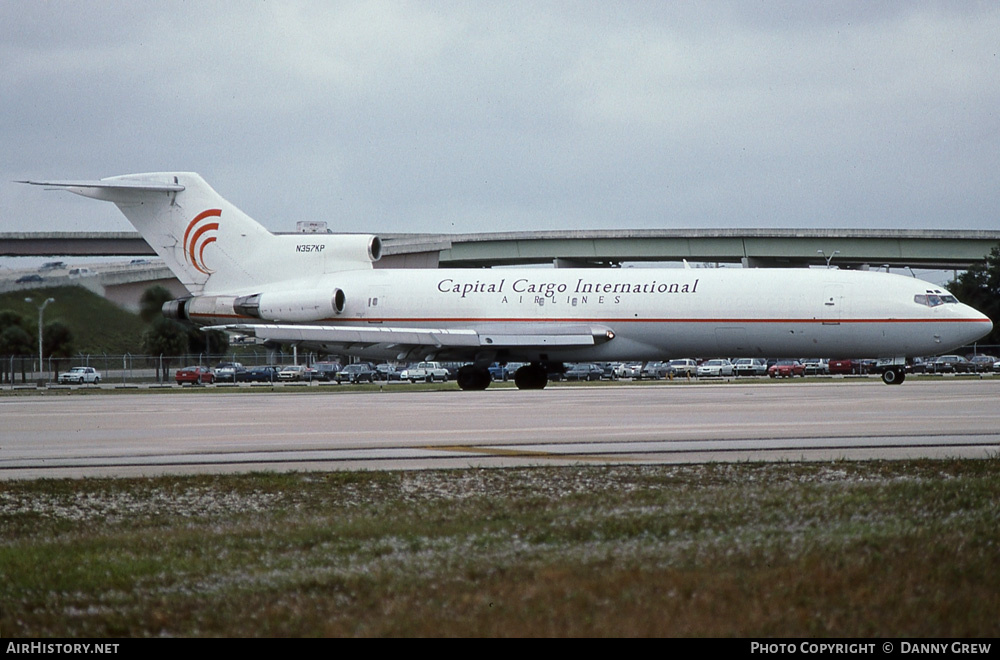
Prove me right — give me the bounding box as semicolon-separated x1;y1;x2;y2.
20;172;993;389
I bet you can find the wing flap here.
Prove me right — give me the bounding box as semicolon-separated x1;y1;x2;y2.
208;324;481;349
205;322;613;351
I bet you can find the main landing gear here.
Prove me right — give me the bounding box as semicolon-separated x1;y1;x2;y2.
454;362;555;390
513;363;548;390
456;365;492;391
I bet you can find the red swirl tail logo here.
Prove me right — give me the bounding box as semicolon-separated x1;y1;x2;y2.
182;209;221;275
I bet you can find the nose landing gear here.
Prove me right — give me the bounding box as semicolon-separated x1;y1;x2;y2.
881;367;906;385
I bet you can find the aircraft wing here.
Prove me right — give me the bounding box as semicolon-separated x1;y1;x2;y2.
206;322;615;358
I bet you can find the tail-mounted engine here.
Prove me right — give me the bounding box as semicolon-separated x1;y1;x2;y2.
235;289;346;322
163;288;346;324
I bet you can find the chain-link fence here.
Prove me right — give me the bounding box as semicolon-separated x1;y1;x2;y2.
1;350;337;385
3;346;998;386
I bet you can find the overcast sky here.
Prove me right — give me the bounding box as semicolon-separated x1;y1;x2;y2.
3;1;999;237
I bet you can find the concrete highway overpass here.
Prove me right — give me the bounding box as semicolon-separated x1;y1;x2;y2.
2;228;998;270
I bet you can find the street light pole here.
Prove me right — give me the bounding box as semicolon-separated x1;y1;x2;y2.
817;249;840;268
24;297;55;377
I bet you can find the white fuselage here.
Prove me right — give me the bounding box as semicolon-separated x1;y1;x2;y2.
192;266;992;363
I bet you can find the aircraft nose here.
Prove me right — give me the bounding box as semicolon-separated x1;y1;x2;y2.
961;305;993;343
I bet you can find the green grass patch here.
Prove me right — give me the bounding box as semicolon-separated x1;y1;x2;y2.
2;460;998;637
1;286;146;355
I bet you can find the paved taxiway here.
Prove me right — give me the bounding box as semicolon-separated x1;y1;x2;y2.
2;379;998;479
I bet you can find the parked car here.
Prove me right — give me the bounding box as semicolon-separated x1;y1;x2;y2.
246;365;281;382
667;358;699;378
563;363;604;381
696;359;735;378
405;361;449;383
278;365;316;381
640;361;673;380
968;355;997;373
58;366;101;384
800;358;829;376
732;358;768;376
768;359;805;378
312;361;343;382
926;355;973;374
375;363;405;381
828;359;867;375
488;363;512;381
336;363;377;384
175;365;214;385
602;363;633;380
214;362;247;382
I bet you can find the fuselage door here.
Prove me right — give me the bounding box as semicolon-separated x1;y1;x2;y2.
361;285;389;322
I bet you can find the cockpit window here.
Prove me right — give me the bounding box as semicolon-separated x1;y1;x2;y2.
914;290;959;307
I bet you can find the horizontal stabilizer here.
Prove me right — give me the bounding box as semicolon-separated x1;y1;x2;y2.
17;179;185;201
18;179;185;192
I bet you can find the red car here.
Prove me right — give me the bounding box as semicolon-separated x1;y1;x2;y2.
829;359;863;375
768;360;805;378
175;365;215;385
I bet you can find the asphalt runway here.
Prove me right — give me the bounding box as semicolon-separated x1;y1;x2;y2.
2;379;998;479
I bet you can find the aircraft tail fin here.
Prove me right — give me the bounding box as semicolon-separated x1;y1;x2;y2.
20;173;380;295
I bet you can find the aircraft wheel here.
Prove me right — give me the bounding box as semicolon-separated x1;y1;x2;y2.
882;368;905;385
457;365;491;391
514;364;548;390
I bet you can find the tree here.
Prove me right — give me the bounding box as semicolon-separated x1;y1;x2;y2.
139;285;176;324
138;285;230;360
43;321;75;379
0;310;25;333
142;318;188;382
948;245;1000;346
187;326;229;359
0;323;33;384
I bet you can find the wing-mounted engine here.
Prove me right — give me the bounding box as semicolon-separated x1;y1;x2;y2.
163;289;347;325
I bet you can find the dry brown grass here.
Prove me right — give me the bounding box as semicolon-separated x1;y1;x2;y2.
2;460;998;637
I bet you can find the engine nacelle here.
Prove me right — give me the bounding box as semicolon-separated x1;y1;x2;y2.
235;289;346;322
161;297;192;321
164;289;346;324
164;295;241;323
